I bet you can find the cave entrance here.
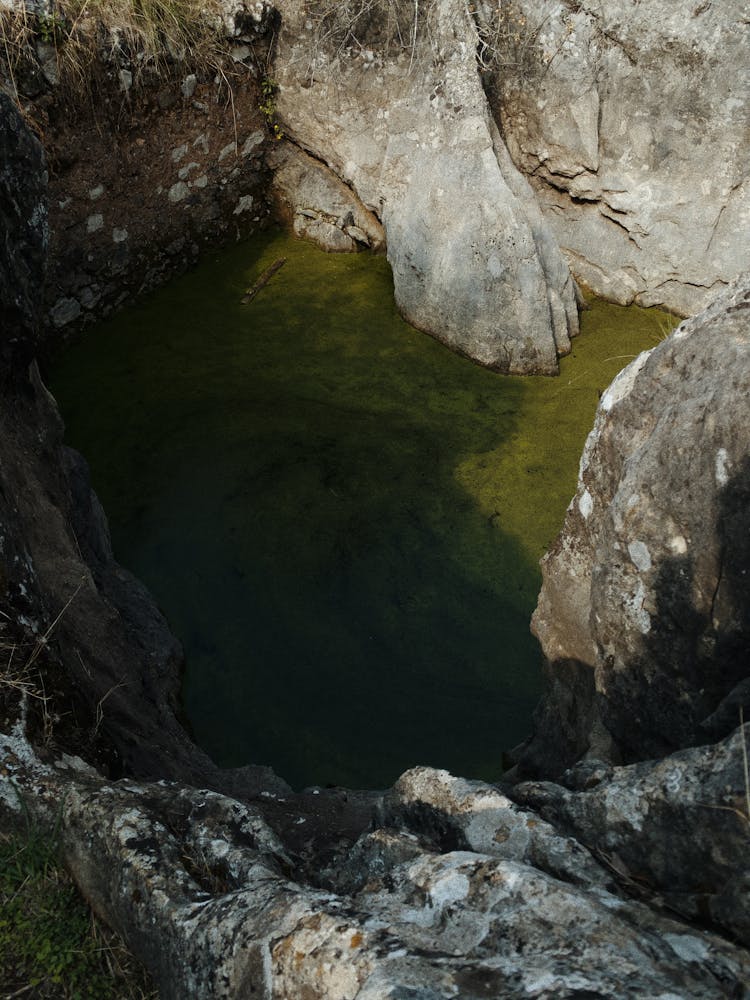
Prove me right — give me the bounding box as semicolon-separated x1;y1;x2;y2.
50;230;674;789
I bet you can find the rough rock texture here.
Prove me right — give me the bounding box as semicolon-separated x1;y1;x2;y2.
269;143;385;252
489;0;750;315
0;90;47;368
514;726;750;945
1;2;275;338
3;736;750;998
521;274;750;776
271;0;579;374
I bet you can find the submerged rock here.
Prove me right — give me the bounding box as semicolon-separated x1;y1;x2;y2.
271;0;579;374
489;0;750;315
522;274;750;774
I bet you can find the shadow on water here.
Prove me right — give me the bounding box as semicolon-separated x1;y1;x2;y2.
50;230;674;790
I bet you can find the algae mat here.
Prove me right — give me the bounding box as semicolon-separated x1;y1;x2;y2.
51;231;674;790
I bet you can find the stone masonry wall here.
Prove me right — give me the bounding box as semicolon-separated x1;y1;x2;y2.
1;3;276;341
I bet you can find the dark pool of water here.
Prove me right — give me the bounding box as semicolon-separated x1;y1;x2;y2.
50;230;674;789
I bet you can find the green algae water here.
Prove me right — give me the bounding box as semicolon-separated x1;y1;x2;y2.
50;231;674;790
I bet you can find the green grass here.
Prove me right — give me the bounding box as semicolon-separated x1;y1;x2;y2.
0;819;156;999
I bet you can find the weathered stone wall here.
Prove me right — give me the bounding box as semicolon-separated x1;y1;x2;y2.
487;0;750;316
0;87;47;368
2;2;275;340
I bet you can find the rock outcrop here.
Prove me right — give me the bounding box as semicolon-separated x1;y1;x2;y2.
4;733;750;998
522;274;750;776
514;726;750;945
271;0;579;374
269;143;385;252
489;0;750;315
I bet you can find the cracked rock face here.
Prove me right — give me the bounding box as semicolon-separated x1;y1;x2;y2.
268;143;385;252
522;274;750;775
514;725;750;944
490;0;750;315
3;735;750;998
271;0;579;374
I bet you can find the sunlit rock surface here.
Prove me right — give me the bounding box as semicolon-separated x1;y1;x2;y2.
271;0;579;374
490;0;750;315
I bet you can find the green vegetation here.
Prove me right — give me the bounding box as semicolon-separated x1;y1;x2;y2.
259;76;284;140
0;816;156;998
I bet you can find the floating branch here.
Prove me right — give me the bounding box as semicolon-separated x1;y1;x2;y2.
241;257;287;304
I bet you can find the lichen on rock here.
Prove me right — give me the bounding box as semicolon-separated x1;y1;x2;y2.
523;274;750;779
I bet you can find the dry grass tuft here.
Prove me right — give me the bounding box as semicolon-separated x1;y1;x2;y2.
0;0;238;101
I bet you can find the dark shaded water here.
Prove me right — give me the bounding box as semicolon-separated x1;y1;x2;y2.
51;231;674;789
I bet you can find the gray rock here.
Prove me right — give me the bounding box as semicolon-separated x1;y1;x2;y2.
178;161;200;180
3;735;749;999
489;0;750;316
181;73;198;99
218;140;237;162
232;193;254;215
520;275;750;777
215;0;276;42
380;766;612;889
272;0;578;373
168;181;191;203
241;130;264;157
50;296;82;327
269;143;385;252
513;725;750;943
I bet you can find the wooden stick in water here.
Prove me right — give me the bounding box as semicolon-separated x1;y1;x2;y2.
241;257;287;304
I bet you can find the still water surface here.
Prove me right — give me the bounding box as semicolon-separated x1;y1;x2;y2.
51;231;674;789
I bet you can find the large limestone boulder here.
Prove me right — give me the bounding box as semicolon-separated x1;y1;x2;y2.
271;0;579;374
488;0;750;315
521;274;750;776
